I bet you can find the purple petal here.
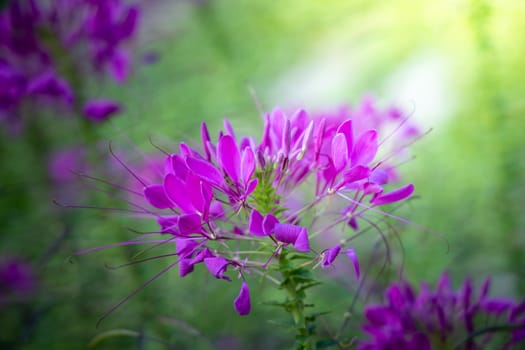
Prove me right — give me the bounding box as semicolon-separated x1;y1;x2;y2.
282;119;291;156
346;248;360;279
218;135;241;184
322;245;341;268
372;184;414;206
27;71;73;103
223;119;236;139
185;173;212;216
176;239;199;257
166;154;189;180
245;178;258;197
157;216;179;234
336;119;353;155
294;229;310;252
331;133;348;172
83;99;121;122
186;156;223;187
178;213;202;236
179;259;194;277
240;147;255;185
248;210;265;236
164;174;194;213
408;333;431;350
482;299;515;314
234;281;251;316
201;122;212;160
144;185;172;209
369;168;388;185
274;223;301;245
109;49;130;83
343;165;370;184
262;214;279;235
351;129;378;166
204;257;231;281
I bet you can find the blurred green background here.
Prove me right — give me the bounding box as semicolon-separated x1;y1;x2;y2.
1;0;525;348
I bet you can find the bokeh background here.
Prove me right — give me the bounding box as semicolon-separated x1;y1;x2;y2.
1;0;525;348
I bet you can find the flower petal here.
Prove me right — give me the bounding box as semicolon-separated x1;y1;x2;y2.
234;281;251;316
144;185;172;209
204;257;231;281
331;133;348;172
351;129;378;166
346;248;360;279
336;119;353;155
262;214;279;235
164;174;194;213
218;134;241;184
240;147;256;185
248;210;265;236
343;165;370;184
322;245;341;268
371;184;414;206
186;156;223;187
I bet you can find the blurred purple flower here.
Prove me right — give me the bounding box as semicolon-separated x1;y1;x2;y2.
0;0;141;131
0;257;36;306
359;273;525;349
83;99;121;122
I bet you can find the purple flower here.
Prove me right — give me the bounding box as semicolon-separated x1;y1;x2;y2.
0;0;141;131
78;102;416;320
234;281;251;316
359;273;525;349
83;99;121;122
0;257;36;306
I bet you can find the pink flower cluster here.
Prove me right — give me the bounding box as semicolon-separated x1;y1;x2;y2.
119;105;416;316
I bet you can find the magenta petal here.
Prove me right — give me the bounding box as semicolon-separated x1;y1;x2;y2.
164;174;194;213
274;223;299;244
166;154;189;180
234;281;251;316
176;239;199;257
274;224;309;252
204;257;231;281
144;185;172;209
218;135;241;184
371;183;414;206
336;119;353;155
322;245;341;268
294;228;310;252
245;178;258;197
248;210;265;236
179;259;194;277
351;129;378;166
186;156;223;187
343;165;370;184
346;248;360;279
83;99;121;122
201;123;212;160
262;214;279;235
331;133;348;172
178;213;202;235
240;147;255;185
157;216;179;234
110;49;130;83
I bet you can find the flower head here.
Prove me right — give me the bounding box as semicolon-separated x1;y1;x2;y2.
81;102;415;319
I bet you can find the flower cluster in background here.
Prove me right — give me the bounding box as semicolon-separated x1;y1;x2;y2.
359;273;525;349
0;0;139;133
